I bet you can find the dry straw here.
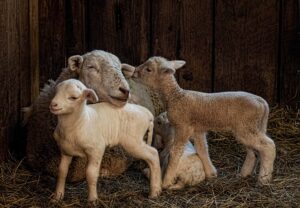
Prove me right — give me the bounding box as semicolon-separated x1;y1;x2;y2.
0;106;299;207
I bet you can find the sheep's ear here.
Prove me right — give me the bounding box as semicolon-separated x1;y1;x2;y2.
121;63;135;78
161;67;175;74
83;89;99;103
68;55;83;73
170;60;186;70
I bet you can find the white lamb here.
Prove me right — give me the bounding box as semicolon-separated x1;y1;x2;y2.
132;56;276;188
49;79;161;204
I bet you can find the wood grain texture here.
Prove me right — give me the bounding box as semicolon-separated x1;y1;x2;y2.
87;0;118;54
280;0;300;107
39;0;66;85
151;0;180;59
215;0;279;103
0;0;30;161
117;0;150;64
177;0;213;91
66;0;87;56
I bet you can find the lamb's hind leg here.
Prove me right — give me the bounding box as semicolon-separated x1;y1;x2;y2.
237;132;275;185
194;132;217;178
122;142;161;198
240;147;256;178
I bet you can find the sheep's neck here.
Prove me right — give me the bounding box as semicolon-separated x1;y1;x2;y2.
57;105;88;132
160;75;183;107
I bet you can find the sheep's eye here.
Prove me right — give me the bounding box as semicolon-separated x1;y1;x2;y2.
145;67;151;72
68;96;78;101
157;121;162;125
87;65;94;69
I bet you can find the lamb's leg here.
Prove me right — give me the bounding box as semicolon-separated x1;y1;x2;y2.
238;132;276;185
163;128;190;189
86;148;105;204
194;133;217;178
240;147;256;178
122;142;161;198
52;154;73;201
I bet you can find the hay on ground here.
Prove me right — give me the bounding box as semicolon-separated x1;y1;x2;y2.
0;106;299;207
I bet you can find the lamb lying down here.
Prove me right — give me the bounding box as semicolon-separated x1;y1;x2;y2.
143;112;205;190
49;79;161;204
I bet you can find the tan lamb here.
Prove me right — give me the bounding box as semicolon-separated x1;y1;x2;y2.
50;79;161;204
132;56;276;188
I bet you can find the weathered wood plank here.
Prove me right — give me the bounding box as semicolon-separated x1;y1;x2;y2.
66;0;87;56
178;0;213;91
0;0;30;161
39;0;66;85
30;0;39;101
280;0;300;107
215;0;279;103
151;0;180;59
87;0;119;54
117;0;150;64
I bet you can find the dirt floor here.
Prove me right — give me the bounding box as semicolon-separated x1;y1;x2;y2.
0;106;299;208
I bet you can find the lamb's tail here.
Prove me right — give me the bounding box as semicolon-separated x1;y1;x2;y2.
21;106;33;126
146;121;154;145
257;97;269;133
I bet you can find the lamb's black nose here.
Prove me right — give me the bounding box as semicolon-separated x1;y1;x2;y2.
119;87;129;97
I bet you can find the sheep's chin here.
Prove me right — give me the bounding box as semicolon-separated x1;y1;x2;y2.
108;96;128;107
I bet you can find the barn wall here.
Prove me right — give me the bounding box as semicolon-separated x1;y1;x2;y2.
0;0;299;162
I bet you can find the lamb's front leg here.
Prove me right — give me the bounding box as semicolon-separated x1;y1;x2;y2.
86;148;105;204
163;128;190;189
194;132;217;178
52;154;73;202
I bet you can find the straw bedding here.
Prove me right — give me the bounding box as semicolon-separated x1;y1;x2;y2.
0;106;299;207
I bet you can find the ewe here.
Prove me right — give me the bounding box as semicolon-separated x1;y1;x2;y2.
133;56;276;188
50;79;161;204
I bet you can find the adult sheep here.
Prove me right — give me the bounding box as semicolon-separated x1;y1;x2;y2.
24;50;164;182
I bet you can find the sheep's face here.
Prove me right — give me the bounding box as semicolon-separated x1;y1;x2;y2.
68;50;135;107
133;57;185;90
50;79;98;115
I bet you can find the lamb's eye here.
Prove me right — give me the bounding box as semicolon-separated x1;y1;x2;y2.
87;65;94;69
68;96;78;101
157;121;162;125
145;67;151;72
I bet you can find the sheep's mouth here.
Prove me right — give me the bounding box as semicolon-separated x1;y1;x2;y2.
50;107;63;114
109;95;128;102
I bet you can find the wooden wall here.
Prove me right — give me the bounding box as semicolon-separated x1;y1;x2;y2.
0;0;299;161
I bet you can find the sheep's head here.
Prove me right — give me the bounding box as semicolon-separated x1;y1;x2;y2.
133;56;185;90
68;50;135;107
50;79;98;115
153;112;173;150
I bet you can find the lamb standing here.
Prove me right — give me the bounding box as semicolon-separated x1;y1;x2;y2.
49;79;161;203
133;57;276;188
143;112;205;190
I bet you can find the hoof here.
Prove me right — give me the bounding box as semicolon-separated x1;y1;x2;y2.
87;199;99;207
258;175;272;186
148;188;161;199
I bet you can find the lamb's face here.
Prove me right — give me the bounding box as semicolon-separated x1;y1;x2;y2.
133;57;186;90
50;79;98;115
68;50;135;107
153;112;170;150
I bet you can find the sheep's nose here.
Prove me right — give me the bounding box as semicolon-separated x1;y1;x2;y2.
50;102;58;108
119;87;129;97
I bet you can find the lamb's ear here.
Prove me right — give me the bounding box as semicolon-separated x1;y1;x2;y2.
170;60;186;70
121;63;135;78
161;67;175;74
83;89;99;103
68;55;83;73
